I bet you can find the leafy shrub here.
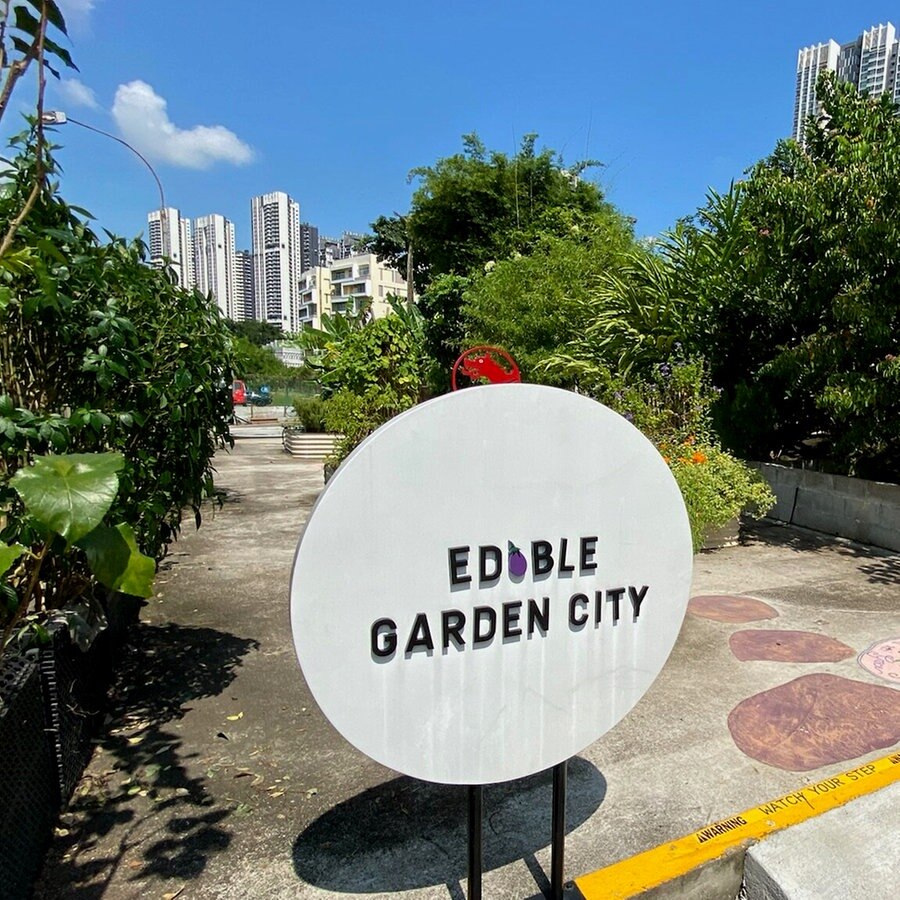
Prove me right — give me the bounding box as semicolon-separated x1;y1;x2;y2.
543;356;775;549
1;452;155;650
603;362;774;550
0;138;235;652
302;300;428;465
666;444;775;552
291;396;327;433
323;387;418;465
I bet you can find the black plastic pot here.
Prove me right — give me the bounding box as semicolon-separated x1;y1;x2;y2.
0;653;58;900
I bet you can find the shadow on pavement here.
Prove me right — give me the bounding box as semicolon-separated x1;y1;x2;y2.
36;623;259;899
292;756;606;895
747;520;900;585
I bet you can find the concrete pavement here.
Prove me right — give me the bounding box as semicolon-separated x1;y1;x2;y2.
33;438;900;900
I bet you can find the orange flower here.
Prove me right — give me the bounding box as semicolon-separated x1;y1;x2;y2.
691;451;708;464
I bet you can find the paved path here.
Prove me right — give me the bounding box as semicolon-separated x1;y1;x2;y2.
34;439;900;900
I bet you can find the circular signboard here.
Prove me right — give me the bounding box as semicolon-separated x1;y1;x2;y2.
290;385;692;785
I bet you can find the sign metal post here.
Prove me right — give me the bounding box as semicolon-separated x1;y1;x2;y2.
551;760;568;899
467;785;483;900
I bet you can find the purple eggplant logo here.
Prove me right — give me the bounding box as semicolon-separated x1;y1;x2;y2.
507;541;528;577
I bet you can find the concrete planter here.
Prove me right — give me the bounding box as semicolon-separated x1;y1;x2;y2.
283;430;340;460
701;517;741;551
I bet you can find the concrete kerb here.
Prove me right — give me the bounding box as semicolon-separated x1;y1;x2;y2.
573;751;900;899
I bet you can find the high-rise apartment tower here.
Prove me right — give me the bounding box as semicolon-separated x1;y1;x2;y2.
147;208;194;290
234;249;255;321
193;214;237;319
794;22;900;142
299;223;319;273
250;191;301;331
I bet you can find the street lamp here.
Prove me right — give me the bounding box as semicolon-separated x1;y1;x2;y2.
41;110;170;259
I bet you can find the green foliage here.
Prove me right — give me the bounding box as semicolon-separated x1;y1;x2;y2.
232;335;295;378
416;274;470;390
634;74;900;478
308;301;427;464
0;136;235;653
463;210;638;380
11;451;124;544
290;395;327;433
77;523;156;599
670;447;775;553
368;134;619;386
406;133;609;281
602;360;717;448
542;357;774;550
323;387;417;465
227;319;282;347
3;451;155;651
363;215;426;292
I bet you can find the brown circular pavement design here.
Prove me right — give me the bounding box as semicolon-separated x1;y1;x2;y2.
687;594;779;623
729;630;855;663
728;673;900;771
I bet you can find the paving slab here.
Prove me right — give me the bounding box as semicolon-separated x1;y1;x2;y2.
32;439;900;900
742;780;900;900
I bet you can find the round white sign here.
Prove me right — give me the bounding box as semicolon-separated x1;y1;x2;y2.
290;384;692;785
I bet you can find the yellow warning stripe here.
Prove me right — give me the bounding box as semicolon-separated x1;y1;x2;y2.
575;750;900;899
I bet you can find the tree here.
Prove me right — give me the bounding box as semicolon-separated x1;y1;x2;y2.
462;208;638;380
367;134;616;383
699;74;900;476
227;319;282;347
405;133;608;282
590;73;900;478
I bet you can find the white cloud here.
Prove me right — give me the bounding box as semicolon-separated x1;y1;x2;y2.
57;78;99;110
111;80;254;170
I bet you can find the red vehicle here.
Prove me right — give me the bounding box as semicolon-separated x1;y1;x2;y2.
232;380;247;405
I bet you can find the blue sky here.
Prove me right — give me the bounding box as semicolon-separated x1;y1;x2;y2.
9;1;899;248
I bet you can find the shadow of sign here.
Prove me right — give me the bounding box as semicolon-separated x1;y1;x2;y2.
292;757;606;894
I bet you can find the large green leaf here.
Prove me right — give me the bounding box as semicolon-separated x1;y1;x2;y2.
11;452;124;543
78;523;155;598
0;543;26;578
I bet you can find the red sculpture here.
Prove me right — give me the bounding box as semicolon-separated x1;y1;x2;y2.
451;346;521;391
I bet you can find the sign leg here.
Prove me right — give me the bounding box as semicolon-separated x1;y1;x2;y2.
551;760;568;900
467;784;483;900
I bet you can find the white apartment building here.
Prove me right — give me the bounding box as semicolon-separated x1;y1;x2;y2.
794;22;900;142
193;214;237;319
297;253;411;330
147;207;194;290
794;40;840;142
251;191;301;331
267;340;306;368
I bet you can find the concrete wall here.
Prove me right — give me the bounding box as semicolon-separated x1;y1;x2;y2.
752;463;900;552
